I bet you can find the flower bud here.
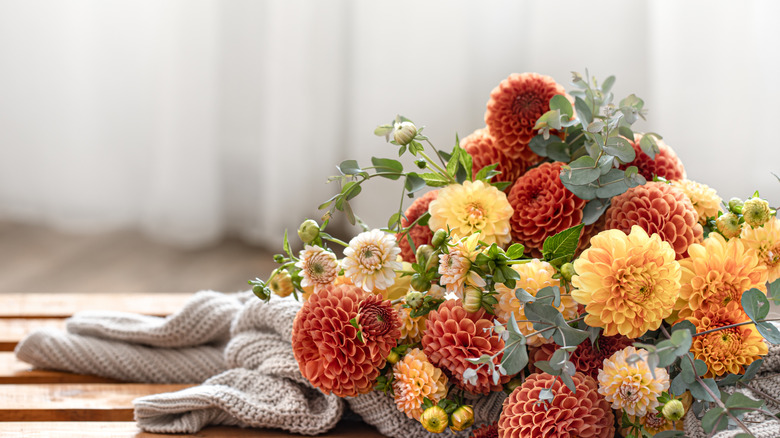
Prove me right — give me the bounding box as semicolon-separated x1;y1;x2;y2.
743;198;771;227
728;197;744;214
716;212;742;239
273;254;285;263
449;405;474;432
431;229;448;248
560;262;576;282
297;219;320;244
393;121;417;146
504;376;524;394
415;244;434;266
386;350;400;365
662;399;685;421
420;405;448;434
410;275;431;292
462;286;483;313
268;270;294;298
252;285;269;300
425;249;441;273
405;291;424;309
414;159;427;169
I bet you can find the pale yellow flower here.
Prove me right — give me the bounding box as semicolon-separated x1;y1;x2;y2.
598;346;669;417
428;180;513;247
295;245;339;292
671;179;722;225
438;233;486;295
342;229;402;293
392;348;448;420
740;216;780;283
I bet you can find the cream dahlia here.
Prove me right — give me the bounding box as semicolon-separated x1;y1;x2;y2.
740;216;780;283
392;348;448;420
295;245;339;292
342;229;402;293
671;179;722;225
438;233;486;295
598;346;670;417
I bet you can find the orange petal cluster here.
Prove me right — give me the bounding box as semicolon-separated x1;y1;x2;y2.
507;162;587;257
498;372;615;438
392;348;448;420
605;181;702;260
620;134;686;181
422;300;510;394
396;190;438;263
292;283;399;397
485;73;565;164
531;335;633;380
462;128;528;186
740;216;780;283
688;301;768;377
470;422;498;438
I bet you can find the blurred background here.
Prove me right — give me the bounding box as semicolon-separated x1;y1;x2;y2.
1;0;779;293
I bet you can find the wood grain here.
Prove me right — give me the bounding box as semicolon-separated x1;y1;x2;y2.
0;293;193;319
0;384;193;421
0;318;65;351
0;353;121;384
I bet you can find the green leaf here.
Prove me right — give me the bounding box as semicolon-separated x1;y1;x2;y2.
725;392;764;410
562;180;597;200
604;136;636;163
418;172;450;187
582;199;608;226
474;163;499;182
501;331;528;375
542;224;584;263
560;156;600;185
342;181;362;200
550;95;573;119
688;378;719;402
618;126;634;140
338;159;363;176
371;157;403;179
506;243;525;259
639;134;660;159
601;75;616;93
528;135;558;157
769;278;780;304
374;124;393;137
547;142;571;162
574;97;593;124
742;288;770;321
672;320;697;337
741;359;764;382
756;321;780;344
515;288;536;304
387;212;401;229
701;406;727;434
404;173;426;194
459;147;474;181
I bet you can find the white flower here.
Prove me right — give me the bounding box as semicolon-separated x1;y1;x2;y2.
295;245;338;291
342;229;402;293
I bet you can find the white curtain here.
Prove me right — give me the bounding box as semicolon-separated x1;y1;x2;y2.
0;0;778;248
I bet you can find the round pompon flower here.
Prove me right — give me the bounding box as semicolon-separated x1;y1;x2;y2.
532;334;633;380
671;179;722;225
462;128;527;185
605;181;703;260
422;300;510;394
428;180;514;247
295;245;339;292
620;134;686;181
598;346;670;417
507;162;587;257
292;283;399;396
675;233;768;319
688;301;768;377
495;259;578;347
485;72;566;164
470;422;498;438
572;226;681;338
342;229;402;293
740;216;780;283
396;190;438;263
392;348;448;420
499;372;615;438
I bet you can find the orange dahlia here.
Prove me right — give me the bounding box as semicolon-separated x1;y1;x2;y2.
507;162;587;257
394;303;427;344
531;334;633;380
485;73;566;164
740;216;780;283
471;422;498;438
619;134;686;181
396;190;438;263
572;226;681;338
605;181;703;260
675;233;768;319
462;128;528;186
291;283;400;397
498;372;615;438
688;301;768;377
392;348;448;420
422;299;510;394
671;179;722;225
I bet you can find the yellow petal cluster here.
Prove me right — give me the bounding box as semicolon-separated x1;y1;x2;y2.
392;348;448;420
428;180;513;247
572;226;681;338
740;216;780;283
675;233;767;319
394;304;427;344
598;346;670;417
671;179;722;225
495;259;578;346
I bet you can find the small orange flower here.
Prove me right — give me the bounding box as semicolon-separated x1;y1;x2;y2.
395;190;438;263
619;134;686;181
392;348;448;420
740;216;780;283
462;128;528;186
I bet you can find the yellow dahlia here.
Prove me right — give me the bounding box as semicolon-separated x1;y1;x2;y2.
295;245;339;292
675;233;768;319
438;233;486;295
572;226;681;338
598;346;670;417
394;303;427;344
342;229;402;293
688;301;768;377
671;179;722;225
495;259;578;347
392;348;448;420
428;180;513;247
740;216;780;282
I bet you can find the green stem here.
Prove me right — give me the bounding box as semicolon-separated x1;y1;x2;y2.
419;150;456;183
693;318;780;338
322;235;349;248
525;315;586;339
424;139;449;170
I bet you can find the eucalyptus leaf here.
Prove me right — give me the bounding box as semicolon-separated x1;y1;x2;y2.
701;407;727;434
595;171;632;198
547;142;571;162
534;360;560;376
561;156;600;185
725;392;764;410
639;134;660;159
515;288;536;304
670;374;688;396
618;126;634;140
596;155;615;176
601;75;616;93
582;199;608;226
740;359;764;382
717;374;741;387
742;288;770;321
574;97;593;124
688;378;719;403
562;180;597;200
554;324;590;348
550;95;574;119
587;120;605;133
604;136;636;163
672;320;697;336
756;321;780;344
769;278;780;304
560;372;576;393
529;135;558;157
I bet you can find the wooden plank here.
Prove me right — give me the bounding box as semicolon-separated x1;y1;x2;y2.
0;421;387;437
0;384;193;421
0;293;194;319
0;318;65;351
0;353;121;384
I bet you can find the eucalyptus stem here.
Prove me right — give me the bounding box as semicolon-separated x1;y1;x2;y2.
525;315;586;339
693;318;780;338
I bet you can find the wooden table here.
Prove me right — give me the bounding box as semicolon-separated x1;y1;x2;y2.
0;293;386;437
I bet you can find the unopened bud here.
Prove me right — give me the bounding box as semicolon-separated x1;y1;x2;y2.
406;291;424;309
297;219;320;244
449;405;474;432
420;405;448;434
728;197;744;214
386;350;400;365
393;121;417;146
273;254;285;263
716;212;742;239
252;285;269;300
504;376;524;394
431;229;448;248
410;275;431;292
743;198;771;227
662;399;685;421
268;271;294;298
415;244;434;266
560;262;576;282
415;159;427;169
463;286;483;313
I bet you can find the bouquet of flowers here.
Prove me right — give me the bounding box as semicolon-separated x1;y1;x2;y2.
249;71;780;438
